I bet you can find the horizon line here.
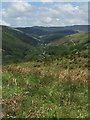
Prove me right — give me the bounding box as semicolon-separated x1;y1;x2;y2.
0;24;89;28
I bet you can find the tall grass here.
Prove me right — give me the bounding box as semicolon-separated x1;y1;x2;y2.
2;57;88;118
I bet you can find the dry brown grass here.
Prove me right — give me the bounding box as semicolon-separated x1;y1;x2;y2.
3;63;88;84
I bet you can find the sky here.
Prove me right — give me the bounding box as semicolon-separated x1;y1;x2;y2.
0;0;89;27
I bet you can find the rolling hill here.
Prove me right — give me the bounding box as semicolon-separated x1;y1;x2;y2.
45;31;88;57
17;25;89;44
2;26;40;46
2;26;43;63
48;31;88;47
17;25;88;36
2;25;89;63
39;30;78;44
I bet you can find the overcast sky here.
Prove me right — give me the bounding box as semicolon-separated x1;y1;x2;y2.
0;1;88;27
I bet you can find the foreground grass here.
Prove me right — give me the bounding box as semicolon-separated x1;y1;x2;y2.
2;58;88;118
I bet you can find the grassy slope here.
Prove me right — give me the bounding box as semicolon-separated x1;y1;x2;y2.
45;31;88;57
48;31;88;47
2;26;39;46
2;26;43;63
2;28;89;118
2;57;88;118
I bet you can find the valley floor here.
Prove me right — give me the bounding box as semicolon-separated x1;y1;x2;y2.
2;57;89;118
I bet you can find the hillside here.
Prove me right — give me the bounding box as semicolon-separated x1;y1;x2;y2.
3;30;88;117
17;26;49;36
38;30;78;44
2;25;89;118
2;26;40;46
17;25;88;36
2;25;89;63
17;25;89;44
2;26;42;63
45;31;88;57
48;31;88;46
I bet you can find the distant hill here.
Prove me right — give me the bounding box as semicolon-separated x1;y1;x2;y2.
17;25;89;44
17;26;49;36
17;25;88;36
2;25;89;63
39;30;78;44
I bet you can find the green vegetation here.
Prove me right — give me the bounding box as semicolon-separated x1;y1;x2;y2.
46;31;88;56
2;57;88;118
2;26;43;63
2;25;89;118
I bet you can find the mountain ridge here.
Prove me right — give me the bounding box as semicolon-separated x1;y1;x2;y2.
17;25;89;36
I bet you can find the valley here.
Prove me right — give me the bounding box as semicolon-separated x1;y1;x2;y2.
2;25;89;118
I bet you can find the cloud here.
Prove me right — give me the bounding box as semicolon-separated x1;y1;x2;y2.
1;2;88;27
41;0;53;2
2;0;90;2
3;0;42;1
0;20;10;26
40;0;89;2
